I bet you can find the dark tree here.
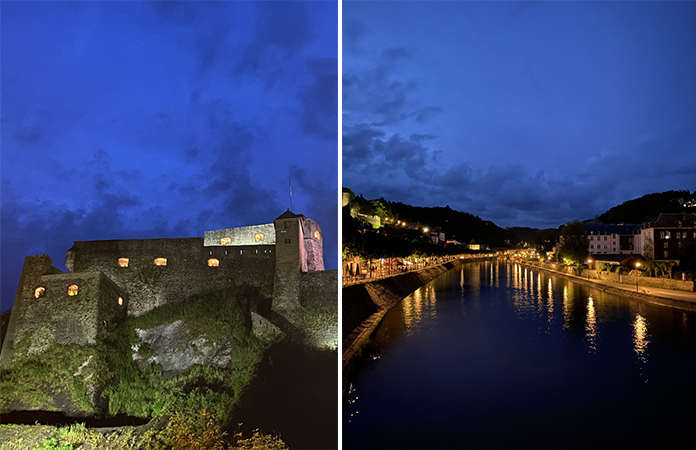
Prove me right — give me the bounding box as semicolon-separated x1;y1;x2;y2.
558;220;589;265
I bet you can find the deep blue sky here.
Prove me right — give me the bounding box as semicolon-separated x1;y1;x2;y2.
1;1;337;310
343;1;696;228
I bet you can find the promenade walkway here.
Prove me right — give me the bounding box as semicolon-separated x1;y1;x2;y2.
516;260;696;311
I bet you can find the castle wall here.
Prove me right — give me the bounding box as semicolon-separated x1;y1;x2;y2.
204;223;277;246
0;262;127;369
298;270;338;350
67;238;275;316
303;219;325;272
1;255;57;369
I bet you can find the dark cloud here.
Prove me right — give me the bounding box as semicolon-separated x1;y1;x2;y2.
234;2;313;77
299;57;338;140
343;46;442;127
151;0;196;27
256;2;312;54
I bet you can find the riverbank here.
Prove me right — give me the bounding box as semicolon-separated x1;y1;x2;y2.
342;256;495;394
512;259;696;312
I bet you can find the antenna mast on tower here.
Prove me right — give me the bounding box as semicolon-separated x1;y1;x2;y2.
289;176;293;211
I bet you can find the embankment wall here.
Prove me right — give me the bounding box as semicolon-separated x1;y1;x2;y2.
342;261;458;340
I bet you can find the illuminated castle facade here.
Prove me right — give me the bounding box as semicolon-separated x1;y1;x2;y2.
0;210;330;370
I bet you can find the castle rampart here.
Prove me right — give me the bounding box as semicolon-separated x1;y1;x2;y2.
66;238;276;316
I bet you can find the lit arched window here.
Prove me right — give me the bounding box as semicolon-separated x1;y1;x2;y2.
154;258;167;266
254;233;264;242
118;258;129;267
34;287;46;298
118;297;124;306
208;258;220;267
68;285;79;296
220;237;231;245
314;231;321;239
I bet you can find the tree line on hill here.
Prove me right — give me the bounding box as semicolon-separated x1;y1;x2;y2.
343;188;696;270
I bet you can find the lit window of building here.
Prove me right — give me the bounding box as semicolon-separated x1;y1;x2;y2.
254;233;264;242
34;287;45;298
68;285;79;296
118;258;129;267
118;297;123;306
208;258;220;267
314;230;321;239
664;251;669;258
220;237;231;245
154;258;167;266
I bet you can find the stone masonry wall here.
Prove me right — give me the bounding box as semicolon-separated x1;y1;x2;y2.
342;261;459;339
68;238;275;316
0;268;127;369
204;224;277;246
273;217;304;310
302;219;325;272
0;255;56;369
597;271;695;292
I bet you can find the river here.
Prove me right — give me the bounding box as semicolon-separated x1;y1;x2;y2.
344;260;696;449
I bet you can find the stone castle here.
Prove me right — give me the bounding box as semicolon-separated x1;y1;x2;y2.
0;209;335;370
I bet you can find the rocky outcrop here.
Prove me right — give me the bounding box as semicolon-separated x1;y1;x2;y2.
132;321;231;377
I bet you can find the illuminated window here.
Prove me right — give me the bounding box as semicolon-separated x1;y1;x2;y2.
34;287;46;299
220;237;231;245
118;297;123;306
254;233;264;242
68;285;79;296
666;231;671;239
314;230;321;239
660;231;665;238
664;242;669;249
118;258;129;268
154;258;167;266
208;258;220;267
664;251;669;258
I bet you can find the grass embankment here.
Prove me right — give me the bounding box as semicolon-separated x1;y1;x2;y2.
1;286;287;449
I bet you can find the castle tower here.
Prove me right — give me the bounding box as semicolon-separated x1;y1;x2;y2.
0;255;127;371
273;210;306;310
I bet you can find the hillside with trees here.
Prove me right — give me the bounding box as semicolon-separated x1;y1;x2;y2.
596;190;695;224
343;188;531;259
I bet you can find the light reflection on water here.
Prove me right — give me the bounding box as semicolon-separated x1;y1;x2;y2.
402;285;437;336
633;313;650;381
585;296;598;353
345;261;696;449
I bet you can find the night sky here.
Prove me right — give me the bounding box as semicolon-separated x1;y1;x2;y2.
343;1;696;229
1;1;337;310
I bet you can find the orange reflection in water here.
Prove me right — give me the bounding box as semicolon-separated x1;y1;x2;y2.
633;313;650;368
585;296;598;353
402;286;438;336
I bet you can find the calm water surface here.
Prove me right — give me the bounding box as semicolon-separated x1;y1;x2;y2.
344;261;696;449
